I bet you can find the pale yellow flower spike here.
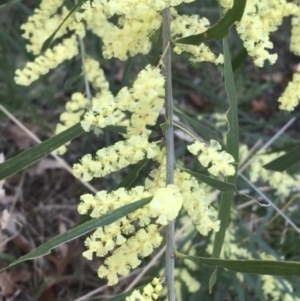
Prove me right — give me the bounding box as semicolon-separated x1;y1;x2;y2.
278;64;300;111
126;278;163;301
229;0;299;67
290;6;300;56
55;92;88;154
145;159;220;236
73;135;158;182
81;65;164;135
149;185;183;225
171;10;224;65
15;0;86;86
187;139;235;177
15;36;79;86
20;0;66;54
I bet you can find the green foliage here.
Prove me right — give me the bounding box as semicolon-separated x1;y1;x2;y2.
41;1;84;52
263;144;300;171
0;0;22;12
174;106;221;141
179;167;237;193
0;123;84;180
210;36;239;290
175;0;247;45
176;252;300;277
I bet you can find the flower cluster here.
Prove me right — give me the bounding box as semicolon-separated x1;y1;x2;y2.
80;65;165;136
145;158;220;236
231;0;299;67
79;184;185;285
172;10;224;65
20;0;68;54
15;0;85;86
290;8;300;56
55;92;88;154
176;170;220;235
117;65;165;137
15;36;79;86
149;185;183;225
54;57;115;154
73;135;159;182
126;277;163;301
187;139;236;177
278;64;300;111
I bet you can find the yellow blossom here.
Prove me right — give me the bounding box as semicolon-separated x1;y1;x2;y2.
73;135;158;181
149;185;183;225
231;0;299;67
187;140;235;177
126;277;163;301
278;64;300;111
15;36;79;86
171;10;224;65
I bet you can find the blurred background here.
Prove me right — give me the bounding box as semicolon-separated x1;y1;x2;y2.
0;0;300;300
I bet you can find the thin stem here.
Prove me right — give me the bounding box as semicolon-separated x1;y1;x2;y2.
239;173;300;235
78;36;92;105
162;8;176;301
75;0;92;106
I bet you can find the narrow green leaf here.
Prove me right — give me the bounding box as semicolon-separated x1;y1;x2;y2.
41;2;82;52
0;123;84;180
209;269;218;294
232;47;248;73
121;56;133;88
105;125;127;135
0;197;152;272
160;122;169;132
176;252;300;277
175;0;246;45
0;0;21;11
64;73;83;89
116;159;150;189
210;36;239;289
174;107;220;141
179;167;237;193
224;44;239;162
212;192;232;255
263;144;300;172
72;214;93;228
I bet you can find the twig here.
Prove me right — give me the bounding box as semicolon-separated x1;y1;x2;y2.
239;173;300;235
162;8;176;301
75;0;92;106
239;117;295;173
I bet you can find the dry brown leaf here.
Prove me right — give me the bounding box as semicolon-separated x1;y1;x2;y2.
188;93;209;108
3;125;38;150
48;245;72;276
13;234;33;254
0;270;30;297
0;272;15;296
250;98;269;113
